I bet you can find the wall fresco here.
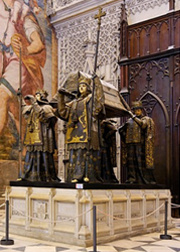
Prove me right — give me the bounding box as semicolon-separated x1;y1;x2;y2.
0;0;52;160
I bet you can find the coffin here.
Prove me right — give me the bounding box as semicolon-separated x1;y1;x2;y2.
100;79;128;118
51;71;128;118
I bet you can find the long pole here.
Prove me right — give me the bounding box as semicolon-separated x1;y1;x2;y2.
0;200;14;245
84;7;106;182
160;201;172;239
18;48;22;178
90;205;97;252
93;205;97;252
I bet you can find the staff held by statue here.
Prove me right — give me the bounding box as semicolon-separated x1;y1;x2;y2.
84;7;106;182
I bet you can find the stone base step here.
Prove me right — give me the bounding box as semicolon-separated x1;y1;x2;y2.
0;196;5;211
172;219;180;228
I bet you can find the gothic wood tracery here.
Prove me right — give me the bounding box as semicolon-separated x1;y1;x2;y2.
128;59;171;185
119;3;180;215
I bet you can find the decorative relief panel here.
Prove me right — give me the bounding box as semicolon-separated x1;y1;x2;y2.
174;54;180;75
56;0;81;6
56;202;75;223
46;0;171;17
32;200;49;220
12;198;25;218
128;58;170;117
46;0;84;15
126;0;169;15
55;4;121;86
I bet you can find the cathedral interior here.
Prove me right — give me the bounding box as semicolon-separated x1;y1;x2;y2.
0;0;180;250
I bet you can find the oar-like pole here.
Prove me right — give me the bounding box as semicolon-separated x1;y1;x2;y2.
18;48;22;178
84;7;106;182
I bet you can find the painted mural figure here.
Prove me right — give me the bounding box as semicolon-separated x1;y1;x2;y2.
100;119;119;183
21;90;61;182
119;101;156;184
57;75;105;183
13;0;40;23
0;0;45;146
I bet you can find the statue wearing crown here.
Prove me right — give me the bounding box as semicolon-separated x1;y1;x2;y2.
57;75;105;183
119;100;156;184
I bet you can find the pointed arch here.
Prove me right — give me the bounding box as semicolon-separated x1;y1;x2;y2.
140;91;170;127
175;103;180;126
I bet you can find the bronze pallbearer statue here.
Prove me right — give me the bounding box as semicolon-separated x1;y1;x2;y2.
119;100;156;184
57;75;105;183
20;89;61;182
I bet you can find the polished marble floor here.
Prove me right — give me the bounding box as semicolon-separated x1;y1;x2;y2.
0;228;180;252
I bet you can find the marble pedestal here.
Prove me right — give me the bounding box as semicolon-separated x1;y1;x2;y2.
0;182;172;247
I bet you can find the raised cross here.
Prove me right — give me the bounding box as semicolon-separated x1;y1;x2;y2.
94;7;106;30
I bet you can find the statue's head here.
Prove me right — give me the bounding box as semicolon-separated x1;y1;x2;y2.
35;89;49;104
77;77;91;97
131;101;143;110
131;100;143;116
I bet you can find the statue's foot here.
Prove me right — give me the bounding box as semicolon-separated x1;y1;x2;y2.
71;179;78;183
125;180;136;184
83;177;89;183
150;181;156;185
16;178;22;181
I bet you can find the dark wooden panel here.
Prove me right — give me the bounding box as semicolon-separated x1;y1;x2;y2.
129;30;138;58
174;15;180;48
152;102;167;185
172;54;180;206
127;12;180;59
159;21;169;51
139;28;148;56
149;25;158;54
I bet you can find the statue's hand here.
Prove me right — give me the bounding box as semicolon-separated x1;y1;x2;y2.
58;87;67;94
118;124;125;133
58;87;76;98
128;110;135;118
17;88;21;96
91;72;97;80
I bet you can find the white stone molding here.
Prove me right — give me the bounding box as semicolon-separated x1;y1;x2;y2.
175;0;180;11
46;0;173;22
126;0;169;15
47;0;122;18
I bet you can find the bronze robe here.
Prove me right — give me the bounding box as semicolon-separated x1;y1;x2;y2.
120;115;156;184
58;76;105;182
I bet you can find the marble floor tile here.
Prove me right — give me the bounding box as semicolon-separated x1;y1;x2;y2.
87;245;118;251
66;249;85;252
25;245;56;252
141;232;162;239
130;236;156;242
141;246;177;252
106;240;146;249
114;250;149;252
152;240;180;248
56;247;70;251
0;228;180;252
0;249;25;252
